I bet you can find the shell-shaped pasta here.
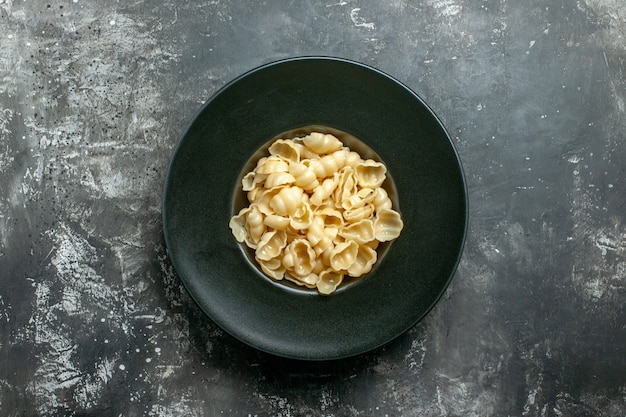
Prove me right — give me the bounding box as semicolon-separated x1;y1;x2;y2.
229;207;251;244
334;167;357;208
308;149;347;178
339;218;375;244
374;208;404;242
256;155;289;175
345;187;376;210
242;171;263;191
329;240;358;271
344;151;362;168
229;206;266;248
264;172;296;189
355;159;387;188
246;205;265;244
285;272;319;288
290;201;314;230
317;207;343;228
310;175;339;207
268;139;301;163
259;256;286;280
313;236;334;259
264;214;291;230
347;244;377;277
289;162;319;191
269;186;304;216
255;229;287;261
343;204;374;223
306;215;325;246
252;187;281;215
282;239;316;277
312;257;326;275
372;187;393;212
302;132;343;154
317;270;344;295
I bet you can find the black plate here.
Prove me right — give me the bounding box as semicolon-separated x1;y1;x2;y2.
163;57;467;360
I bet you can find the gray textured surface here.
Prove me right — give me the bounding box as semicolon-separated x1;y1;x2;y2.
1;0;625;415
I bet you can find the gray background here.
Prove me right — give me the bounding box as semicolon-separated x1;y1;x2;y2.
1;0;625;416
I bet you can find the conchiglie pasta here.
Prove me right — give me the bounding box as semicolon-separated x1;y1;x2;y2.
355;159;387;188
229;132;403;294
347;244;377;277
268;139;301;163
374;208;404;242
302;132;343;154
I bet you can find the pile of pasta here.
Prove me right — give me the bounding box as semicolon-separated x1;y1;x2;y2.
229;132;403;295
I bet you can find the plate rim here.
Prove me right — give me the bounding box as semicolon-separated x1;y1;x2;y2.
162;56;469;360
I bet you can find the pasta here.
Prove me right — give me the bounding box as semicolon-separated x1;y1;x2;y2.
229;132;404;295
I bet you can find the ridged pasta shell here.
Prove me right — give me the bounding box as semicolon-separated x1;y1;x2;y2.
263;214;291;230
306;215;325;246
255;229;287;261
264;172;296;188
229;207;251;244
372;187;393;212
343;186;375;210
290;201;314;230
242;171;260;191
334;167;357;208
285;272;319;288
268;139;301;163
302;132;343;154
288;161;319;191
355;159;387;188
309;175;339;206
252;187;282;215
269;186;304;216
343;204;374;223
329;240;358;271
317;270;344;295
259;256;286;280
317;207;344;228
309;149;348;178
347;244;377;277
256;155;289;175
374;208;404;242
339;218;375;244
344;151;361;168
282;239;316;277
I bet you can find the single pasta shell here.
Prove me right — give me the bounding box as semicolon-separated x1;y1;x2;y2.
282;239;316;277
229;207;251;244
329;240;359;271
255;229;287;261
343;204;374;223
374;208;404;242
285;271;319;288
289;161;319;190
339;218;375;244
355;159;387;188
302;132;343;154
259;256;286;280
290;201;314;230
347;244;377;277
263;214;291;230
264;172;296;188
317;207;344;228
256;155;289;175
269;186;304;216
317;270;344;295
268;139;301;163
372;187;393;212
